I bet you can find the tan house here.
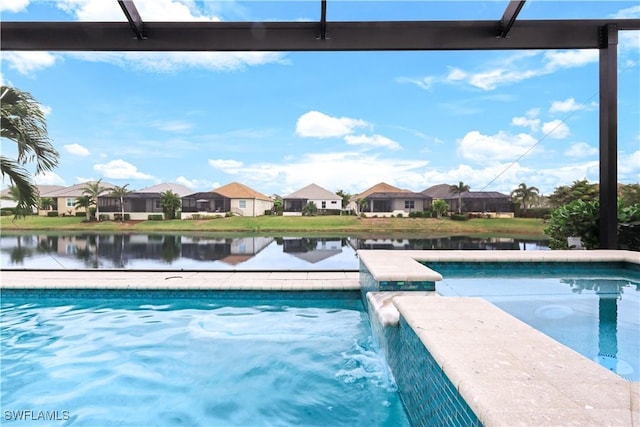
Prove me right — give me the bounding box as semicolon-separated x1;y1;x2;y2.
352;182;431;217
39;181;115;216
181;182;273;218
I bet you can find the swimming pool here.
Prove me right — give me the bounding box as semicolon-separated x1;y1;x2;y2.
431;262;640;381
0;291;410;427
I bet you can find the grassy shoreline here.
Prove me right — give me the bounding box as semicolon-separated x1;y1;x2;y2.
0;216;548;239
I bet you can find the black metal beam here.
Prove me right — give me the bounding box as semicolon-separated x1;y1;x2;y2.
319;0;327;40
498;0;526;37
117;0;145;40
599;24;618;249
2;20;639;51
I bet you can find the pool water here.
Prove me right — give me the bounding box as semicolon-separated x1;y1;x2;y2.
1;292;410;427
437;274;640;381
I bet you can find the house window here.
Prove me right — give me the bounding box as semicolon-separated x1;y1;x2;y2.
66;198;75;207
155;200;161;209
404;200;415;209
239;200;247;209
321;201;326;209
331;200;337;204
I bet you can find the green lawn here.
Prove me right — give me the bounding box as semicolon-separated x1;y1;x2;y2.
0;215;548;238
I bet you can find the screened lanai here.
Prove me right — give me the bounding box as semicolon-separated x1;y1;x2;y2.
2;0;639;248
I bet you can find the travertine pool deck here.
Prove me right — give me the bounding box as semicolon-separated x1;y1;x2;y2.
2;250;639;426
0;270;360;290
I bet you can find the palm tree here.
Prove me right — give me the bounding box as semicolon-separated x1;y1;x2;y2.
511;183;540;215
39;197;54;212
449;181;470;214
82;179;107;220
160;190;181;220
1;86;59;216
74;195;94;221
110;184;132;222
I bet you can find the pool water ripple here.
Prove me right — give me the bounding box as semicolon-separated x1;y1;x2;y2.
1;297;409;427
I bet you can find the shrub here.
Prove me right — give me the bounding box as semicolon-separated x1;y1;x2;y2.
450;214;469;221
99;214;110;221
1;208;14;216
114;214;131;221
396;213;403;218
75;212;86;217
544;199;600;249
264;209;272;215
225;212;234;217
148;214;164;221
46;211;59;217
518;207;553;219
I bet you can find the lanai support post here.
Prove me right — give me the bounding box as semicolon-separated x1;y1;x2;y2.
598;24;618;249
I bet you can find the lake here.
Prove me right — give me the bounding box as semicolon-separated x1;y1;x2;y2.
1;233;549;271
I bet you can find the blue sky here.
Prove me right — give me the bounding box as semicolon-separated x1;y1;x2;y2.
1;0;639;198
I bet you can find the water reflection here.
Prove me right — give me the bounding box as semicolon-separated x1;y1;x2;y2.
1;233;548;270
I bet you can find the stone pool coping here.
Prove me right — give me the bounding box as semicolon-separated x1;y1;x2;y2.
0;270;360;290
358;249;639;283
368;292;639;427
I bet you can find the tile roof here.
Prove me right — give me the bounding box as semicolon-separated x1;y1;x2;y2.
283;183;341;200
212;182;270;200
137;182;193;197
39;181;116;197
357;182;426;199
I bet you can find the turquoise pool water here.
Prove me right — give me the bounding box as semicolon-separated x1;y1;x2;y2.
0;291;410;427
432;264;640;381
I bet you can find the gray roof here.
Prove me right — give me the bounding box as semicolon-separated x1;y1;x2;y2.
422;184;509;200
137;182;193;197
283;183;341;201
366;191;430;200
39;181;116;197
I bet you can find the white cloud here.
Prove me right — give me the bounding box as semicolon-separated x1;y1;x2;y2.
64;143;91;156
511;116;540;132
619;150;640;177
56;0;219;21
468;68;539;91
541;120;570;139
564;142;598;158
295;111;368;138
209;159;243;170
344;134;401;150
396;76;435;91
457;130;539;164
543;50;598;69
1;52;58;75
35;171;66;186
549;98;585;114
93;159;154;179
612;5;640;18
446;67;467;81
155;120;192;132
0;0;29;12
175;176;219;191
67;51;287;73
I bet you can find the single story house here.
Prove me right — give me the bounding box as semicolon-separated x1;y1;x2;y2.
98;182;192;220
352;182;432;217
181;182;273;218
39;182;115;217
422;184;514;216
282;183;342;216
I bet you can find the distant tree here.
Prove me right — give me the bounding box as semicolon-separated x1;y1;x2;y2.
431;199;449;219
110;184;132;222
355;198;368;216
335;189;352;210
39;197;53;211
619;183;640;207
302;201;318;216
74;195;94;221
160;190;181;220
449;181;470;214
3;184;29;216
511;183;540;215
548;179;598;208
272;198;283;215
82;179;108;220
1;85;59;216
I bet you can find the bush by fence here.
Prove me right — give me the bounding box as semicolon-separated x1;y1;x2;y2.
148;214;164;221
450;214;470;221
